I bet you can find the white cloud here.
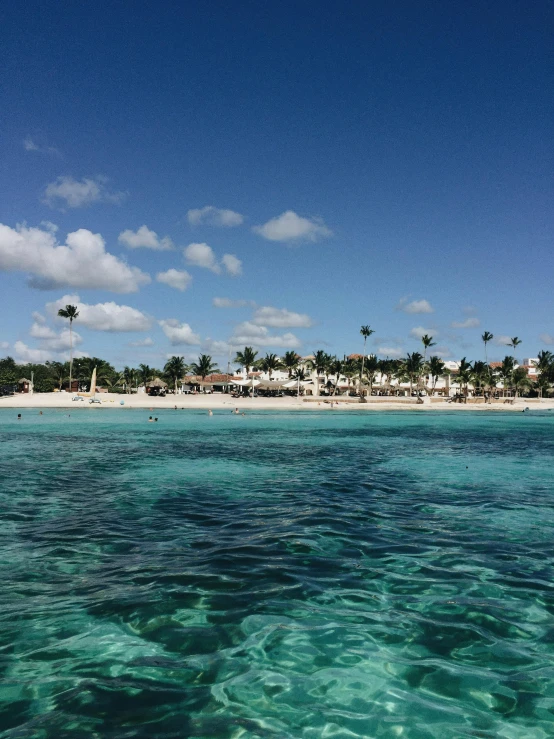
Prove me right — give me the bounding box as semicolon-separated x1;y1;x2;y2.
46;294;151;332
23;137;39;151
493;335;512;346
0;341;10;350
129;337;154;347
184;243;221;273
212;297;253;308
29;322;57;340
159;319;201;346
0;223;150;293
451;317;480;329
253;210;332;243
40;221;58;234
409;326;437;339
201;339;231;356
187;206;244;227
221;253;242;276
23;137;60;156
432;346;453;358
118;225;173;250
397;297;434;314
42;176;127;209
377;346;404;358
230;321;301;349
252;306;313;328
156;269;192;291
14;341;54;363
539;333;554;345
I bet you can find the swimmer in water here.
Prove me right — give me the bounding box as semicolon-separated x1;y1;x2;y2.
208;409;213;416
148;416;153;422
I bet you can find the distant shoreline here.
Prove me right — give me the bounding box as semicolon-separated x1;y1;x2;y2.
1;392;552;412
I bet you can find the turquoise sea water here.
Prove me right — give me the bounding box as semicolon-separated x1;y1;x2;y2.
1;408;554;738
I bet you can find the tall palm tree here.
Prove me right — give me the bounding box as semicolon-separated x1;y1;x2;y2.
291;367;307;397
57;304;79;391
359;326;374;396
328;357;343;396
258;353;283;381
164;356;188;394
471;360;488;398
47;360;69;391
507;337;522;354
234;346;258;395
421;334;436;363
363;355;379;397
282;351;300;378
512;367;531;400
190;354;219;382
481;331;494;364
457;357;473;398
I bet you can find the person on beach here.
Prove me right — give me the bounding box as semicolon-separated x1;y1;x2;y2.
208;409;213;416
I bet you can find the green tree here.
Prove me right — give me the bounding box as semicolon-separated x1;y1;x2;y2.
282;351;300;378
258;353;282;381
234;346;259;395
427;356;446;395
164;356;187;394
57;304;79;390
306;350;330;397
403;352;424;396
457;357;473;398
499;356;516;398
190;355;219;384
481;331;494;364
45;361;69;391
533;351;554;398
359;326;374;398
363;355;379;397
421;334;436;363
139;364;154;386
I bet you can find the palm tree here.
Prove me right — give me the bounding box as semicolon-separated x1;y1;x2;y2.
481;331;494;364
471;360;488;398
506;337;522;355
164;356;187;395
190;355;219;389
57;304;79;391
328;357;343;395
234;346;259;395
258;353;282;381
533;351;554;399
139;364;154;386
427;356;445;395
306;350;330;397
282;351;301;378
47;360;69;391
482;366;498;403
117;366;137;394
291;366;307;397
457;357;473;398
403;352;424;396
363;355;379;397
512;367;531;400
499;356;516;398
359;326;374;397
421;334;436;363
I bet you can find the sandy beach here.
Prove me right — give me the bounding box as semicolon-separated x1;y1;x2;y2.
2;392;553;412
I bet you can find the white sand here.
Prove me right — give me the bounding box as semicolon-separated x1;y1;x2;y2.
1;392;553;412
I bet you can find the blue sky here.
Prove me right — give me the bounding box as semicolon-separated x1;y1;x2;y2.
1;0;553;369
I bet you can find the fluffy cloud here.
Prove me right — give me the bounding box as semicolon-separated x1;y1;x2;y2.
230;321;301;349
46;294;151;332
221;253;242;276
252;306;313;328
159;319;201;346
376;346;404;358
0;223;150;293
42;176;127;209
184;243;220;273
118;225;173;250
201;339;231;356
0;341;9;350
187;206;244;227
409;326;437;339
156;269;192;291
212;297;253;308
493;335;512;346
253;210;332;243
128;337;154;347
451;317;480;329
397;298;434;314
539;333;554;345
14;341;54;363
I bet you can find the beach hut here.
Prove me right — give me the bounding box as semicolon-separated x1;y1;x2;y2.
18;378;31;393
145;378;168;396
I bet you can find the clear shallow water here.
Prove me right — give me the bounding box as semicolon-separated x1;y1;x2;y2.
1;408;554;738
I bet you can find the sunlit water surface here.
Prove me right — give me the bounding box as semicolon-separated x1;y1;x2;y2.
1;408;554;738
